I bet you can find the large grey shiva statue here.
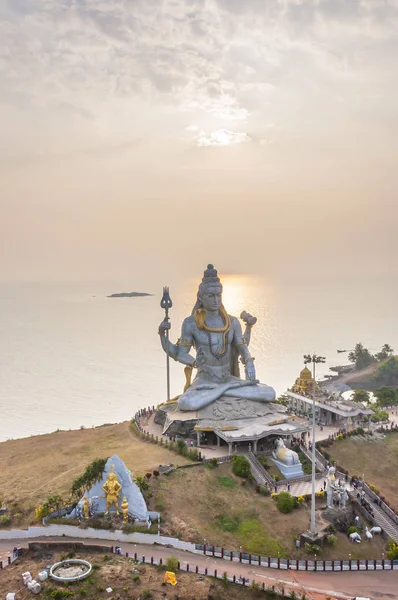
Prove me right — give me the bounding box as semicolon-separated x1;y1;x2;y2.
158;264;275;411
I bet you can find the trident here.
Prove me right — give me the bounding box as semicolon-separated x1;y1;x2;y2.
160;286;173;401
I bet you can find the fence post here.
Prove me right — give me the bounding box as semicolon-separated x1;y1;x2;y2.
178;562;180;570
126;552;129;558
233;575;236;583
203;543;206;555
357;559;360;570
142;556;145;564
186;564;189;572
305;559;308;570
221;547;224;559
249;554;252;565
365;559;368;570
349;559;351;571
382;556;385;569
287;558;290;570
213;546;215;557
134;553;137;561
259;555;261;566
323;560;325;571
160;558;162;565
205;567;208;575
196;566;198;574
332;560;334;571
215;569;217;578
268;556;271;568
277;556;280;569
151;556;153;565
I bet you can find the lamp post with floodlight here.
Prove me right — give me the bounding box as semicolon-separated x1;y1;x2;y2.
304;353;326;536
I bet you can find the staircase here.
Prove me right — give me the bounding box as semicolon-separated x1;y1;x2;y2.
247;452;275;487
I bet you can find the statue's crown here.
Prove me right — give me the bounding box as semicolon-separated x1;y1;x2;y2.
202;264;220;285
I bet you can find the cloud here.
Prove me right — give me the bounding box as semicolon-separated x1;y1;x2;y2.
0;0;397;159
196;128;251;146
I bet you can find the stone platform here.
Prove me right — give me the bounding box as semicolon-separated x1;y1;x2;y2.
271;457;304;479
155;396;310;450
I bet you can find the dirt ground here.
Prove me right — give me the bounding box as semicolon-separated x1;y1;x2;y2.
150;463;387;560
0;548;263;600
0;421;188;524
321;433;398;508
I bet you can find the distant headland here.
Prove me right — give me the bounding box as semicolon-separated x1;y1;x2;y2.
107;292;153;298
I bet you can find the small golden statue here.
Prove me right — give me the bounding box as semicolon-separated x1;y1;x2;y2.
121;496;129;523
102;465;122;515
83;496;90;519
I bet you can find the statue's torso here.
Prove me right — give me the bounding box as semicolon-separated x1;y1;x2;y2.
193;327;234;367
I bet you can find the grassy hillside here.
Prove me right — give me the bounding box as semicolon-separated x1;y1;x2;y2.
0;421;188;524
149;463;387;560
320;433;398;508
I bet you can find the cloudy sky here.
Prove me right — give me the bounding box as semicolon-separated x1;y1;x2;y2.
0;0;397;283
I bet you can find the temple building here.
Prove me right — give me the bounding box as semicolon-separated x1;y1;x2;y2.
292;366;321;397
286;366;374;428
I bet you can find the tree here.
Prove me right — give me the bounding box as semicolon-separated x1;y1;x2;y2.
348;343;376;370
374;386;397;408
373;357;398;386
375;344;394;362
232;455;250;478
352;390;370;404
276;492;295;514
371;408;389;423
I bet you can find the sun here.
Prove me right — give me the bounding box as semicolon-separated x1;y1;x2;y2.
220;274;247;316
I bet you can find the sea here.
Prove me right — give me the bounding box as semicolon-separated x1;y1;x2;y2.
0;276;397;442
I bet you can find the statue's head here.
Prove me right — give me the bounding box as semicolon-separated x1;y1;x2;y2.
196;264;223;312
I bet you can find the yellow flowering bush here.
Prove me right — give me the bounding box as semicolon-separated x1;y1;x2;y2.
35;505;49;520
297;496;305;503
271;493;278;499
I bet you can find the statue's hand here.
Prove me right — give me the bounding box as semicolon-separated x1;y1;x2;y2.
158;319;171;336
245;359;256;382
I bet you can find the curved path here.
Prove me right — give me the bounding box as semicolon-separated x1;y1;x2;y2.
1;537;397;600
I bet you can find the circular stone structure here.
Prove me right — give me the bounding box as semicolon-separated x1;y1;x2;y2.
50;559;92;583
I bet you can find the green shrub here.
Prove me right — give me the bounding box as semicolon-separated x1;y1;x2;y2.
327;534;337;546
232;455;250;478
141;590;153;600
176;438;187;455
165;556;179;572
188;447;199;461
222;571;229;587
276;492;295;514
387;541;398;560
259;485;270;496
215;513;240;533
0;514;11;527
133;574;140;582
347;526;358;536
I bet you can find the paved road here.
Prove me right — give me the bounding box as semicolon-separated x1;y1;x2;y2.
1;537;397;600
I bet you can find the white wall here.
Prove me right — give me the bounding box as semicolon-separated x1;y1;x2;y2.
0;525;198;553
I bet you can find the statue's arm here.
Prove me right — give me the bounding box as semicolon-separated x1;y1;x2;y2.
231;317;256;381
158;319;180;359
174;318;197;367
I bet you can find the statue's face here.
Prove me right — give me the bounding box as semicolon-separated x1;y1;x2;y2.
200;285;222;311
